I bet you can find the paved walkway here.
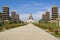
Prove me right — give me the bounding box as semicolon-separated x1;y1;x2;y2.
0;23;59;40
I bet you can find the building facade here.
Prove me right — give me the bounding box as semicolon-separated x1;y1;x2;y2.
52;5;58;20
42;11;50;21
15;14;19;21
11;11;16;21
2;6;10;21
46;11;50;21
42;14;46;21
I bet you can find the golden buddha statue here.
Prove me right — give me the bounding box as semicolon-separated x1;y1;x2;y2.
29;14;33;20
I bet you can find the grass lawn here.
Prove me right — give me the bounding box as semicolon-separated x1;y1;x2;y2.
0;23;28;32
33;22;60;37
52;33;60;37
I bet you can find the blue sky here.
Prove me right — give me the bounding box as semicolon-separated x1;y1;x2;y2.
0;0;60;21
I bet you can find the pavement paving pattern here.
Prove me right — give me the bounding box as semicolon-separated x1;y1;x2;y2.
0;23;59;40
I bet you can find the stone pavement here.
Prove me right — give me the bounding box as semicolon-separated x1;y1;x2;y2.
0;23;59;40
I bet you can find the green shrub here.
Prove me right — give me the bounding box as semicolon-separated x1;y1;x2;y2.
54;29;59;34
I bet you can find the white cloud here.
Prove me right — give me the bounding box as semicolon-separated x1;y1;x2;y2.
23;4;31;7
20;13;29;22
20;11;44;22
19;3;55;22
33;2;39;6
33;11;44;21
58;8;60;17
59;8;60;13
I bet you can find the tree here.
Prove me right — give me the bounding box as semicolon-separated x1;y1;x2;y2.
0;12;2;23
